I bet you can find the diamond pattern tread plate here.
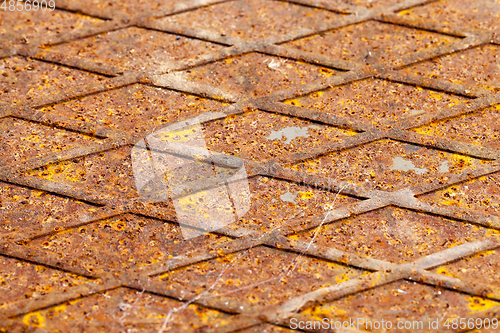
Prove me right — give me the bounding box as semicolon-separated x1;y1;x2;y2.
1;0;500;332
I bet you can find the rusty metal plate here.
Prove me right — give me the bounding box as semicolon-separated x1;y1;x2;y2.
418;171;500;216
399;0;500;32
37;83;227;134
237;324;295;332
229;176;359;232
411;104;500;150
27;148;358;224
0;8;104;47
158;245;365;307
299;280;499;332
0;255;90;307
40;27;223;73
24;214;232;276
0;117;102;165
158;0;344;41
27;146;138;200
19;287;232;332
0;181;93;235
429;247;500;287
401;44;500;93
289;206;498;264
284;78;469;126
0;56;107;106
180;52;339;98
287;139;488;191
2;0;500;330
203;109;357;162
58;0;226;19
283;20;459;67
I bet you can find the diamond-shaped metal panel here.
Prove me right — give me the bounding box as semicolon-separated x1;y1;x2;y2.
418;171;500;216
402;45;500;93
411;104;500;149
284;78;469;126
0;57;108;105
0;7;105;47
42;27;223;73
180;52;339;98
284;21;459;67
299;280;500;332
288;139;489;191
37;83;228;134
158;0;344;41
20;287;233;332
290;207;499;264
399;0;500;32
203;109;357;162
158;246;365;307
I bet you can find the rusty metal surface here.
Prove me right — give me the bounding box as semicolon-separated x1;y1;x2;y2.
283;78;469;127
182;52;340;98
157;0;345;41
36;83;227;134
283;20;459;67
398;0;500;33
0;7;105;47
0;56;108;105
41;26;224;74
292;206;499;264
402;44;500;94
1;0;500;332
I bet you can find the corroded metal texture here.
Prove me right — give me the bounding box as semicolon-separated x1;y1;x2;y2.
1;0;500;332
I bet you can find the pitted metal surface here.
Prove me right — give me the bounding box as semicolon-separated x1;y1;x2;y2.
1;0;500;332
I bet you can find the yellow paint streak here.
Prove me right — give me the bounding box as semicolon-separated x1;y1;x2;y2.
310;91;323;99
28;161;83;182
412;122;438;136
288;159;321;173
319;67;335;77
487;229;499;237
449;154;474;169
299;191;314;199
440;199;459;206
436;267;455;277
335;274;350;284
23;312;45;328
303;304;347;321
429;91;443;101
189;303;227;324
154;125;199;143
52;303;67;313
467;296;499;313
338;128;358;136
